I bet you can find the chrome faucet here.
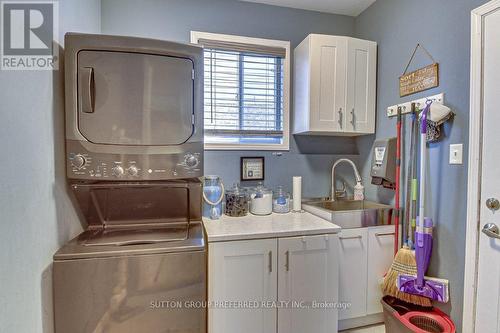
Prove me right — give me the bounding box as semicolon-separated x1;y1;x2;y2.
331;158;362;201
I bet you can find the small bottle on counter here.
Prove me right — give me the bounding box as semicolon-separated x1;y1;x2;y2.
273;186;290;214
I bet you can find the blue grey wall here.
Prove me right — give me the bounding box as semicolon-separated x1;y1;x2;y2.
101;0;361;197
354;0;488;329
0;2;101;332
101;0;484;328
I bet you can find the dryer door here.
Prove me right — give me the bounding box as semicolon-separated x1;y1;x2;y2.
77;50;194;146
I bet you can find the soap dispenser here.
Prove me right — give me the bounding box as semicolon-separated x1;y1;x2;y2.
354;182;365;201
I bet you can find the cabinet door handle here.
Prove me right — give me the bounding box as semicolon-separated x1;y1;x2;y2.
285;251;290;272
339;235;362;240
350;108;355;127
268;251;273;273
375;232;396;237
338;108;343;128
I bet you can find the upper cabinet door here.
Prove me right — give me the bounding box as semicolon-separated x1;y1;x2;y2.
277;234;339;333
346;38;377;134
309;35;347;132
208;239;278;333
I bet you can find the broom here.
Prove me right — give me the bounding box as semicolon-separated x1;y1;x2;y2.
381;105;432;307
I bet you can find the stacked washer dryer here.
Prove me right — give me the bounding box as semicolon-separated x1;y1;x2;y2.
53;33;206;333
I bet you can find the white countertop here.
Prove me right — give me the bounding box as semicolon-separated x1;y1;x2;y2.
202;211;341;242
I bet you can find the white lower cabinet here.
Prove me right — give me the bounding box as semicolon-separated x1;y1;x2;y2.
338;228;368;320
338;225;395;328
208;239;277;333
367;226;396;314
208;234;340;333
278;234;339;333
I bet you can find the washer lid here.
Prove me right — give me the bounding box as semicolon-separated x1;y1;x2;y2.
79;225;189;247
54;222;205;260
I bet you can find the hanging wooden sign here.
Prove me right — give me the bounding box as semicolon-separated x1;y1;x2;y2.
399;63;439;97
399;44;439;97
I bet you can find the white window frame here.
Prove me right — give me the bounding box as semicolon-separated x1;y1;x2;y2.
191;31;290;151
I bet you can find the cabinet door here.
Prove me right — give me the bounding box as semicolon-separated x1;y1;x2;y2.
278;234;339;333
208;239;277;333
346;38;377;134
310;35;347;132
338;228;368;320
367;226;395;315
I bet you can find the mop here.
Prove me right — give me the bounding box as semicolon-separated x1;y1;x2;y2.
381;105;432;307
397;101;449;303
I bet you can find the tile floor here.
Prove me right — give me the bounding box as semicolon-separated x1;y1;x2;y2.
340;324;386;333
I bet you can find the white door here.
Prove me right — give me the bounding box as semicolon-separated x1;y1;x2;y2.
338;228;368;320
366;226;395;315
474;6;500;332
277;234;339;333
208;239;278;333
310;35;347;132
346;38;377;134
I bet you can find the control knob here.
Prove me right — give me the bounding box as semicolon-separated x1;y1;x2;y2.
71;154;86;169
127;165;139;176
184;154;199;168
111;165;125;177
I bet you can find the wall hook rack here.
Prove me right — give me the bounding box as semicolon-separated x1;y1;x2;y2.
386;93;444;117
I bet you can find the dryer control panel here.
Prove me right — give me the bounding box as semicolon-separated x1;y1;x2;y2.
67;141;202;180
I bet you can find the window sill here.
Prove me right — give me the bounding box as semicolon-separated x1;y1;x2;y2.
204;143;289;151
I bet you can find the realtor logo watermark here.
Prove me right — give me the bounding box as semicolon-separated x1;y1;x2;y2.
1;1;59;70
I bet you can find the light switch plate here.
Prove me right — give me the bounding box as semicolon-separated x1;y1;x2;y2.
449;144;463;165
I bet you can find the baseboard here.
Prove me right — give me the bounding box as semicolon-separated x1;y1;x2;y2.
339;313;384;331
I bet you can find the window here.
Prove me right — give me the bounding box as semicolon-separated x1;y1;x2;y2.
191;32;290;150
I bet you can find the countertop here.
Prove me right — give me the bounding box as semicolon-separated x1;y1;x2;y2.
202;211;341;242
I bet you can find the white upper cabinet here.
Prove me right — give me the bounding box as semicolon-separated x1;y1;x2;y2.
294;34;377;136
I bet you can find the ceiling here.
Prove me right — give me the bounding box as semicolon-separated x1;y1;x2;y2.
239;0;376;16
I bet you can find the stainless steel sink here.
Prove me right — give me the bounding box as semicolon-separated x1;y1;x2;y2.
302;199;395;229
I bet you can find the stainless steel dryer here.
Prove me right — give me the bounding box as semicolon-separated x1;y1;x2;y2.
63;32;204;181
54;33;206;333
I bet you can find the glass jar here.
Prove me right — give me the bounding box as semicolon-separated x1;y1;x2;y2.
224;183;250;217
273;186;290;214
249;183;273;216
202;176;225;220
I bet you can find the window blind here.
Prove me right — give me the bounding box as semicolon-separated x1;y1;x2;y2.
201;41;285;143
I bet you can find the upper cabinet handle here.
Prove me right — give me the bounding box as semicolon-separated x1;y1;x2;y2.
351;108;355;127
81;67;95;113
338;108;343;128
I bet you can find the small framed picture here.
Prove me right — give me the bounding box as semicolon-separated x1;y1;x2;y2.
241;157;265;181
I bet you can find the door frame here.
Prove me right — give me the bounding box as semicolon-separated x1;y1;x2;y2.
463;1;500;332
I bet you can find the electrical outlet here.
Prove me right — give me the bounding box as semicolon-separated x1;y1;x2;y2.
449;144;463;165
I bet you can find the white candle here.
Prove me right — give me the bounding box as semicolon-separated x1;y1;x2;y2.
292;176;302;212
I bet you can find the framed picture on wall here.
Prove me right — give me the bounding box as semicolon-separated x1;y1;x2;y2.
240;157;265;181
